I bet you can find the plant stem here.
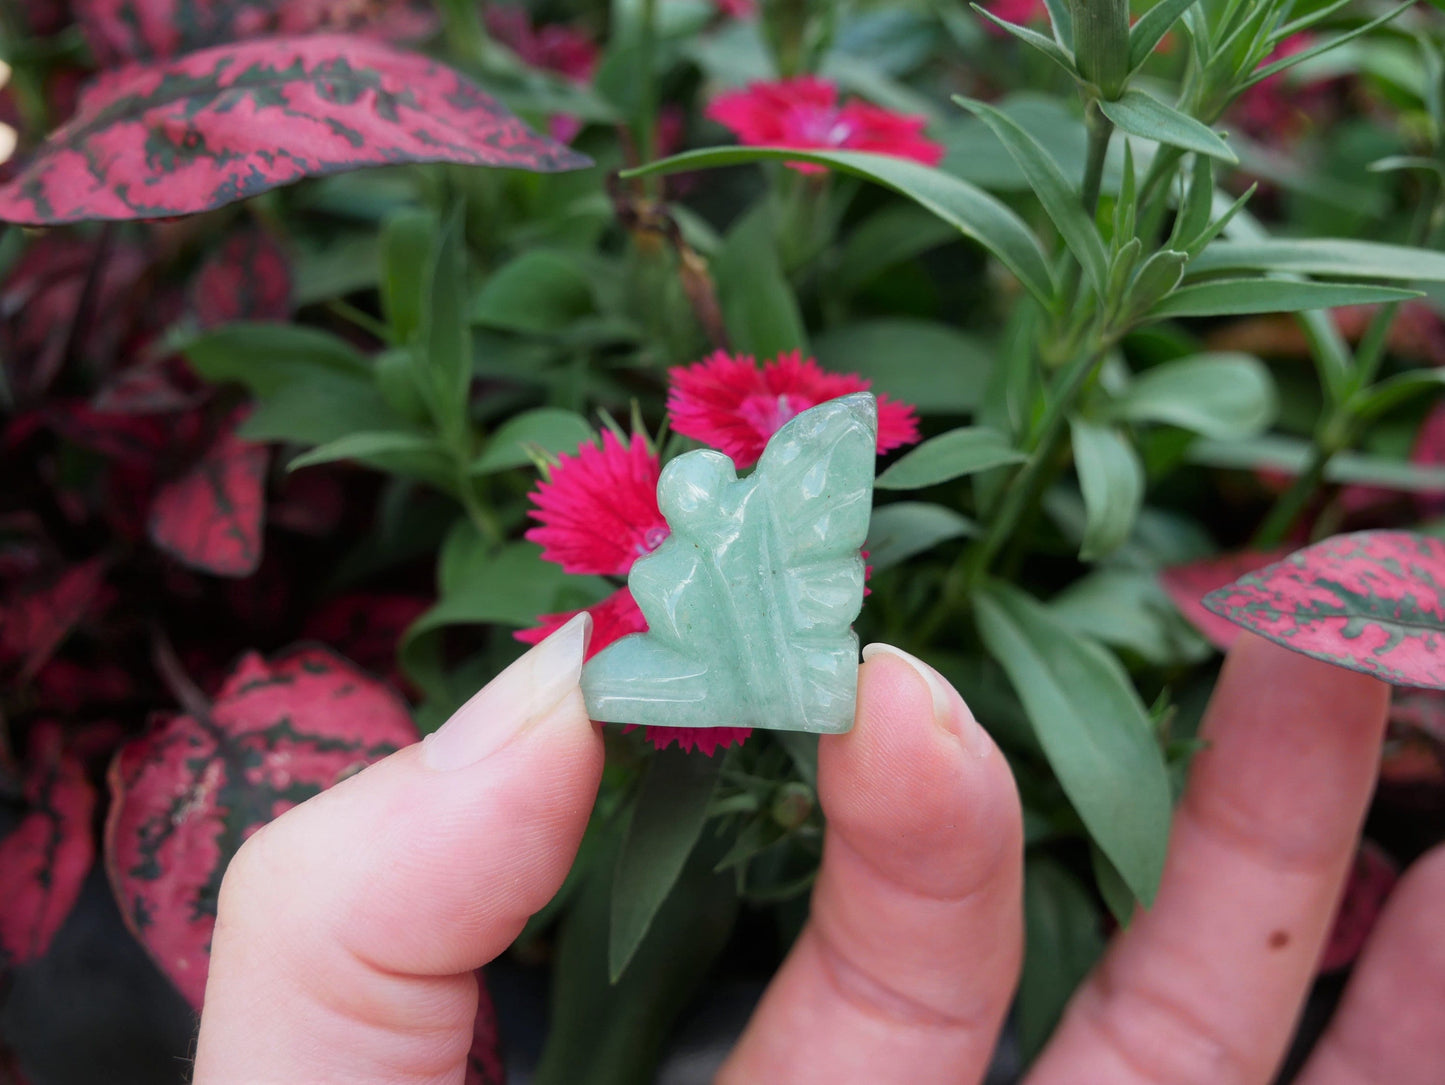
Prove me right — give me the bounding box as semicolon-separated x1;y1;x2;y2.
1080;104;1113;219
1250;446;1328;548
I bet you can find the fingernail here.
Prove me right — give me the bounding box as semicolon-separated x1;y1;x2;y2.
422;612;591;770
861;642;987;755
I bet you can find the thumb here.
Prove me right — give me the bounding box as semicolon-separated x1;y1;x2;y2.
194;614;601;1084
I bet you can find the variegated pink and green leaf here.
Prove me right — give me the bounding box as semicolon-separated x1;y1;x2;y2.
1202;531;1445;688
103;645;417;1007
0;35;590;225
76;0;437;67
1160;549;1289;650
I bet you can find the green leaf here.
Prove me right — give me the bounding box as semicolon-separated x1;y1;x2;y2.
1244;0;1415;87
610;748;724;981
1041;0;1074;48
470;408;594;474
471;249;598;334
1349;369;1445;422
954;97;1109;294
1071;418;1145;560
1129;0;1202;70
1048;568;1210;667
379;208;437;345
1368;154;1445;178
184;323;369;396
863;502;979;570
715;204;808;358
624;147;1057;305
1090;843;1138;929
1186;238;1445;283
1125;249;1188;319
1098;89;1238;162
1181;183;1256;259
1187;436;1445;492
813;320;993;413
833;204;961;295
970;4;1080;78
1145;279;1416;319
242;374;402;448
534;827;737;1085
1172;153;1215;250
876;426;1028;490
286;431;446;472
421;212;472;448
402;538;610;700
1113;352;1276;439
1017;858;1105;1061
974;582;1172;906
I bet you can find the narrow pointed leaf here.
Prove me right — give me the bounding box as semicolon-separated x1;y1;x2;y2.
975;582;1172;905
1202;531;1445;688
422;213;472;447
1188;436;1445;493
1114;352;1276;439
970;5;1080;77
864;502;978;570
609;748;723;981
1017;858;1104;1061
471;409;595;475
1245;1;1414;87
0;35;589;225
1071;419;1144;561
876;426;1027;490
287;430;444;472
955;98;1109;293
1041;0;1074;48
1186;239;1445;283
624;148;1056;305
1126;249;1188;318
582;396;876;735
1099;89;1238;162
1146;279;1416;319
1129;0;1203;70
105;646;418;1006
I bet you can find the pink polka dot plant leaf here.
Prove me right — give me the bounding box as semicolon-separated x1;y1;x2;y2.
1201;531;1445;688
0;34;590;226
75;0;438;67
147;412;269;578
103;645;418;1008
0;723;97;966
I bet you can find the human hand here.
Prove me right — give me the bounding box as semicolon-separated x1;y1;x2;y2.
193;615;1445;1083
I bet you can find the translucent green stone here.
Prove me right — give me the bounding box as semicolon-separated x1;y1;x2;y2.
581;393;877;735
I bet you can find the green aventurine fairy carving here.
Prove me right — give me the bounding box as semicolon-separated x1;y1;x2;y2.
581;393;878;735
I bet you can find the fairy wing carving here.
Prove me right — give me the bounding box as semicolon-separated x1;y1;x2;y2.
580;393;877;735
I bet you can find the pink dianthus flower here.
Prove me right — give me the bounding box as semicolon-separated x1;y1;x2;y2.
705;76;943;174
525;430;668;577
667;350;921;469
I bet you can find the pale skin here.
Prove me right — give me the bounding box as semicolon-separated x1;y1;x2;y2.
194;620;1445;1084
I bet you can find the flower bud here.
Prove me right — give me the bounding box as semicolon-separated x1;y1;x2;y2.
1072;0;1130;100
770;782;814;830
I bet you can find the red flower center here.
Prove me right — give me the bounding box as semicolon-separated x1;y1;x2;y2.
739;392;810;441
